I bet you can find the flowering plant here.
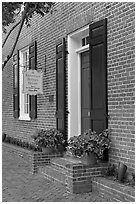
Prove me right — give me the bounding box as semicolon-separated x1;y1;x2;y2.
67;129;110;159
31;128;65;149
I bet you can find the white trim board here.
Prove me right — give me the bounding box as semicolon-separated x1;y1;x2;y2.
68;26;89;139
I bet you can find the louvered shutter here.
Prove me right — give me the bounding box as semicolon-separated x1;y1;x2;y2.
29;41;37;119
89;18;108;133
13;51;19;118
56;38;66;137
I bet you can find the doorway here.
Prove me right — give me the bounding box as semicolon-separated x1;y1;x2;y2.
68;18;107;138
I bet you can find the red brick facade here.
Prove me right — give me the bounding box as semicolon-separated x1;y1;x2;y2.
2;2;135;171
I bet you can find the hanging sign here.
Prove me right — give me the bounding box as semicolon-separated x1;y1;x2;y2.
23;70;43;95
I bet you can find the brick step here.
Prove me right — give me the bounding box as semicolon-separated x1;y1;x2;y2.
38;156;110;194
51;156;82;171
39;164;67;185
39;156;82;185
92;177;135;202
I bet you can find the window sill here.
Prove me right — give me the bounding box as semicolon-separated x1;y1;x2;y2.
19;116;31;121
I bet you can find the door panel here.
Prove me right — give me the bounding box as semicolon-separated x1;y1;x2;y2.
81;51;91;134
93;120;104;133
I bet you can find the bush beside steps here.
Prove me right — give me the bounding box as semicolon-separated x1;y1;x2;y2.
2;133;42;152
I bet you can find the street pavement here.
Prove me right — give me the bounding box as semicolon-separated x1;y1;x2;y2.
2;148;112;202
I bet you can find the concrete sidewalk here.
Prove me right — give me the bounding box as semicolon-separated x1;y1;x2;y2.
2;148;112;202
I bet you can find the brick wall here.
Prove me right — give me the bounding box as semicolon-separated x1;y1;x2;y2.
2;2;135;171
65;163;108;194
92;177;135;202
106;3;135;171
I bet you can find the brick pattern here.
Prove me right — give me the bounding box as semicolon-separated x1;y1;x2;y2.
65;163;108;194
32;153;63;174
92;177;135;202
2;2;135;171
3;143;135;201
2;143;62;174
2;146;119;202
37;156;109;194
2;143;32;164
106;3;135;171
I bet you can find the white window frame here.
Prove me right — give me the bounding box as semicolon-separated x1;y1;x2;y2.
19;46;31;121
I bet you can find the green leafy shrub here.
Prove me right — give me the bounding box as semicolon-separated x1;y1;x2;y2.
32;128;66;150
3;135;41;152
102;163;117;177
67;129;111;159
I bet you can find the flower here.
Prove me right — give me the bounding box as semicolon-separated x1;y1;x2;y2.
31;128;66;149
67;129;111;159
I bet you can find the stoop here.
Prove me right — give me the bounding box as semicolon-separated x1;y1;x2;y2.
38;156;108;194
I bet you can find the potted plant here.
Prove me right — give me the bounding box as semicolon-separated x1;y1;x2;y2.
32;128;66;154
52;129;66;153
67;129;111;165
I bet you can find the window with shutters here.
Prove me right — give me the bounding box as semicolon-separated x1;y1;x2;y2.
19;46;30;120
13;41;37;120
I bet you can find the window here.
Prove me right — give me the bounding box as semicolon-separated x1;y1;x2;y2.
19;47;30;120
13;41;37;119
82;36;89;46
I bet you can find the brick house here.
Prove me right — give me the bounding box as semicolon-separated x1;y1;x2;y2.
2;1;135;175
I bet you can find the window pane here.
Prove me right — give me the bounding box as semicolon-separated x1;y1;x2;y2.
26;94;29;103
24;104;27;113
86;36;89;45
24;94;27;103
20;47;30;118
23;53;26;63
24;103;29;114
27;103;29;114
82;38;85;46
14;65;17;88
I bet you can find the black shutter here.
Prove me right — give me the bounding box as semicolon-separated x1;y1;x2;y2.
13;51;19;118
56;38;66;137
29;41;37;119
89;18;108;133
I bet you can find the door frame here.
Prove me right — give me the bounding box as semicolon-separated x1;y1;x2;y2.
68;26;89;138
